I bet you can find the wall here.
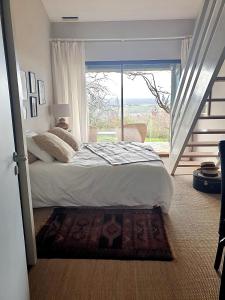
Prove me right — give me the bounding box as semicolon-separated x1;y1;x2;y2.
51;19;195;61
11;0;53;132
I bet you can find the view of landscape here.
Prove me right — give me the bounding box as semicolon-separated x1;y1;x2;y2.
86;68;171;151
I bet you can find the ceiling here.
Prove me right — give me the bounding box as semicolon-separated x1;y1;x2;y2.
41;0;203;22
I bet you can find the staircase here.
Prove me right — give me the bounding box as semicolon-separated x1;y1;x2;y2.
177;76;225;169
169;0;225;175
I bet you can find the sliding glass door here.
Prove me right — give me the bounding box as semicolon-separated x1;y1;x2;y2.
86;63;121;142
86;60;180;151
123;64;172;150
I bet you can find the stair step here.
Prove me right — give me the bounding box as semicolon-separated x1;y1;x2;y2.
206;98;225;102
182;152;218;158
199;115;225;119
158;152;169;157
215;76;225;81
187;141;218;147
193;129;225;134
178;161;201;167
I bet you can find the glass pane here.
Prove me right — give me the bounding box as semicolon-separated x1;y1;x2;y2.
171;63;181;108
86;68;121;142
123;66;171;152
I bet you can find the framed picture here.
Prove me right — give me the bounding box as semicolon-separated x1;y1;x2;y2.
28;71;36;94
37;80;46;104
30;96;38;117
20;70;28;101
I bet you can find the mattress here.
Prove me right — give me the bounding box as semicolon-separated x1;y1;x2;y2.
29;145;173;213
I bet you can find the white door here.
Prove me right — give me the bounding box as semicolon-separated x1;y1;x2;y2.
0;10;29;300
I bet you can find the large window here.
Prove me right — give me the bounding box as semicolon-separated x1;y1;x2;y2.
86;60;180;151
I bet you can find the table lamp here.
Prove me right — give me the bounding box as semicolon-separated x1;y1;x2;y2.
53;104;71;130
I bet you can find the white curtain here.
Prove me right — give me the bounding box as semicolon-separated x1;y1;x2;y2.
51;41;88;142
181;37;192;70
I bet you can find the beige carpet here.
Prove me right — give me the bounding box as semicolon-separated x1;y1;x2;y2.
30;170;221;300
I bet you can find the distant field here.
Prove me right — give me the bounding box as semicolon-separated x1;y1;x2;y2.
124;104;154;113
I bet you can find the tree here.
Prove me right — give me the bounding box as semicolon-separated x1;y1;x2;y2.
127;72;171;114
86;72;119;127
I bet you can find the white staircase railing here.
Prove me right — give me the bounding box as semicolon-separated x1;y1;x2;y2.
169;0;225;175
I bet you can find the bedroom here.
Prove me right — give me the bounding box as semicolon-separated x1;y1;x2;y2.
1;0;225;299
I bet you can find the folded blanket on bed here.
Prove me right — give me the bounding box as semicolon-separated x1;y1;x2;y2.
85;142;162;165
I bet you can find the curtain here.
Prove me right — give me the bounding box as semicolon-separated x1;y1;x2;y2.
181;37;192;70
51;41;88;142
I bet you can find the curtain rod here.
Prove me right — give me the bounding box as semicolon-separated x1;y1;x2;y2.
50;36;192;42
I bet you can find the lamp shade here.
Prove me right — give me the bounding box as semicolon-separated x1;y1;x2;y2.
53;104;71;118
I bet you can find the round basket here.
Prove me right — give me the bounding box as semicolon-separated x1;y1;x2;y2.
193;170;221;194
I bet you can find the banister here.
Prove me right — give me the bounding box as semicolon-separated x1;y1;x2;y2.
169;0;225;175
171;0;217;134
172;0;224;145
171;0;214;121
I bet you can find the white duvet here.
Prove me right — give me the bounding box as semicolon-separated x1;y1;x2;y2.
29;146;173;213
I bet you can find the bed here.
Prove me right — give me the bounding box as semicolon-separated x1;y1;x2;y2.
29;143;173;213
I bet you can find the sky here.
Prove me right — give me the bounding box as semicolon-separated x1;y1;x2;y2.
102;70;172;100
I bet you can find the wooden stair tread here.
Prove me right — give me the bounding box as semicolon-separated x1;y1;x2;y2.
157;152;169;157
178;161;201;167
199;115;225;119
206;98;225;102
193;129;225;134
215;76;225;81
182;152;218;157
187;141;218;147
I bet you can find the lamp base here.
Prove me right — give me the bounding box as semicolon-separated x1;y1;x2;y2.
56;118;69;130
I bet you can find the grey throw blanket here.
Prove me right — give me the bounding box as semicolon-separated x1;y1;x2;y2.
85;142;162;165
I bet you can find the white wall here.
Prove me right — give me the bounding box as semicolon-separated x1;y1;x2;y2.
84;40;182;61
11;0;53;132
51;19;195;61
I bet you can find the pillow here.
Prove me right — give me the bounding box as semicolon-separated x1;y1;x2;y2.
26;134;54;163
27;151;38;164
49;127;80;151
33;132;76;163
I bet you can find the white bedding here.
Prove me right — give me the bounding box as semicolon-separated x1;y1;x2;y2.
30;145;173;213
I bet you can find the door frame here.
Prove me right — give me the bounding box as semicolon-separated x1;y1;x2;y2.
0;0;37;265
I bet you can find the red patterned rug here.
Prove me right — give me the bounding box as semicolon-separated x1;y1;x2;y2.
36;207;173;261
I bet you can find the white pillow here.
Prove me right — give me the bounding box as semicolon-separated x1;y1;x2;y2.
26;133;54;163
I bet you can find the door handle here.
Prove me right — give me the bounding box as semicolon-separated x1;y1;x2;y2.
14;165;19;176
13;152;27;163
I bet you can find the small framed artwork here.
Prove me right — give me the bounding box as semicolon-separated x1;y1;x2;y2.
37;80;46;104
30;96;38;117
20;70;28;101
28;71;36;94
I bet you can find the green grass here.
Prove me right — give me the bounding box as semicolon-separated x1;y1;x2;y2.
96;134;169;143
144;137;169;142
97;135;117;142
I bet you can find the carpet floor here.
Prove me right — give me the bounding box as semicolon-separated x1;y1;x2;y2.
30;167;221;300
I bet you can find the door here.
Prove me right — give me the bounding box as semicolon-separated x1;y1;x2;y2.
86;60;179;152
123;63;172;151
0;6;29;300
86;63;122;142
1;0;37;265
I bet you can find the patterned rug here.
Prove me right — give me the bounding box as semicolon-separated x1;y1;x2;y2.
36;207;173;261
